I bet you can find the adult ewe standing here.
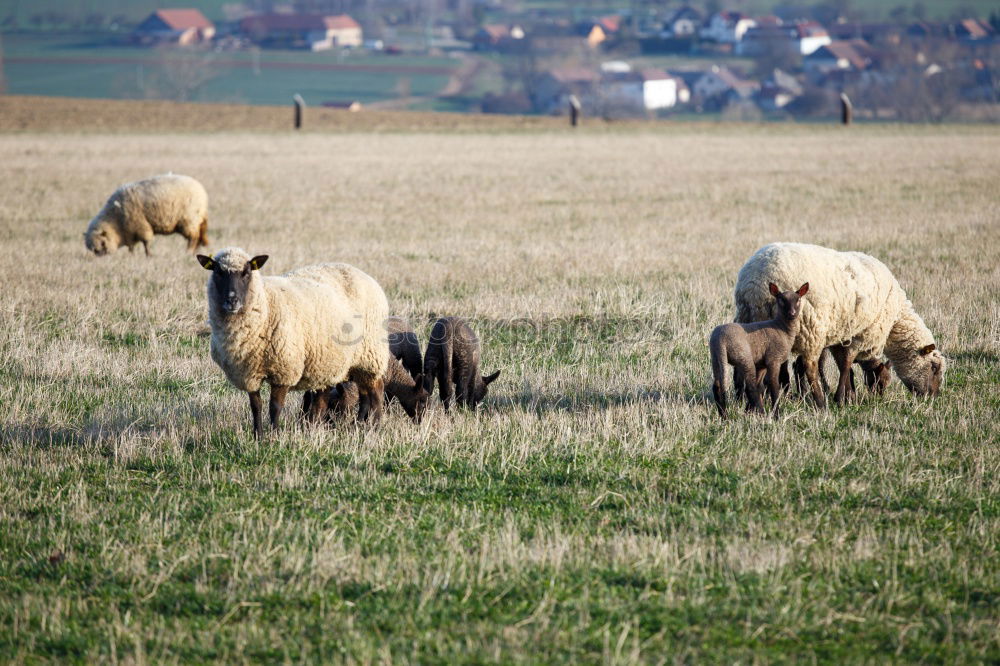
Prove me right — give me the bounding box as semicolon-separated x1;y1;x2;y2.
734;242;945;407
197;248;389;438
85;174;209;256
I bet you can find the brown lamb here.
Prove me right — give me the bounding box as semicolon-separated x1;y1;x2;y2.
422;317;500;410
318;355;429;423
710;282;809;419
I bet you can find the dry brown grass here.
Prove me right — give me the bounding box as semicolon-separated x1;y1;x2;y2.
0;112;998;662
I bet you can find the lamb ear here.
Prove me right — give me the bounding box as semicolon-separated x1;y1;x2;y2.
768;282;780;296
483;370;501;385
797;282;809;296
248;255;268;271
920;344;936;355
196;254;214;270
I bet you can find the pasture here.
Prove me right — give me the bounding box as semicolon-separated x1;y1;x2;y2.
0;111;998;662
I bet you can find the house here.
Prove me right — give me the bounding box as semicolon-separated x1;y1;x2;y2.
700;11;756;44
693;65;760;108
239;14;362;50
472;24;524;51
757;68;803;110
738;20;831;56
827;22;902;46
576;22;608;48
661;6;703;37
602;68;682;110
954;18;995;41
132;9;215;45
804;40;874;77
531;67;601;114
527;24;595;54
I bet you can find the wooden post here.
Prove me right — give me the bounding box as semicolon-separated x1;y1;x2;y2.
293;94;305;130
568;94;581;127
840;92;853;126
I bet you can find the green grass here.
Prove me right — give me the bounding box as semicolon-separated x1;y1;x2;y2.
1;33;455;106
0;127;998;662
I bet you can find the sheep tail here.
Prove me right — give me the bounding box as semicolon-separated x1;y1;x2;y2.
197;217;210;249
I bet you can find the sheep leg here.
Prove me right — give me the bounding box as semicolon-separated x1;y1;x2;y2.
142;240;152;257
306;390;329;423
735;360;765;415
248;390;263;439
302;390;314;416
778;361;791;395
357;377;384;424
765;363;782;418
831;347;857;406
732;366;746;404
268;384;290;430
793;356;807;396
802;357;827;408
186;232;200;253
437;360;454;412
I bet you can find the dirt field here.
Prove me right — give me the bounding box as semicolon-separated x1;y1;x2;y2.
0;99;998;662
0;94;568;133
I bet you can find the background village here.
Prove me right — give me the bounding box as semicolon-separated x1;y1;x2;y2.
2;1;999;121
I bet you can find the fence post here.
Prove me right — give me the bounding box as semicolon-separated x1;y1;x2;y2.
840;92;853;126
293;94;305;130
568;94;581;127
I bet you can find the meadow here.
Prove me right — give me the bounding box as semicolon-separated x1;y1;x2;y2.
2;33;455;106
0;108;998;662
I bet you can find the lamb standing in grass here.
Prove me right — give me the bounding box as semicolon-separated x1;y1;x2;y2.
197;248;389;438
711;283;808;419
735;242;944;407
85;174;209;256
423;317;500;410
326;356;429;423
303;315;425;418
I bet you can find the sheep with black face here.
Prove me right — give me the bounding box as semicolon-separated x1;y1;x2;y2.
197;247;390;438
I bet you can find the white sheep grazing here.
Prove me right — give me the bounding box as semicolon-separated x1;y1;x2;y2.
734;242;945;407
85;174;209;256
197;247;390;438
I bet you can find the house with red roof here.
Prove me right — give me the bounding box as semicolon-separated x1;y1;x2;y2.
133;9;215;45
240;14;362;50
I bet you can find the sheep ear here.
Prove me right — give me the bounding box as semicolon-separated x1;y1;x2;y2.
197;254;214;270
797;282;809;296
483;370;501;385
920;344;936;355
768;282;780;296
248;255;268;271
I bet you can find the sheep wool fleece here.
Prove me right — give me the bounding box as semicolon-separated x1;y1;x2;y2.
207;248;389;394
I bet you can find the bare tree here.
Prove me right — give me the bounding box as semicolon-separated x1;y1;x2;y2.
140;46;219;102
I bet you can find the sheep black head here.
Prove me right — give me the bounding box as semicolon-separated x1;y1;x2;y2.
198;253;268;316
463;369;501;409
769;282;809;322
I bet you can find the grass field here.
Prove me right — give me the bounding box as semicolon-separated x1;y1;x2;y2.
0;104;998;662
2;33;456;106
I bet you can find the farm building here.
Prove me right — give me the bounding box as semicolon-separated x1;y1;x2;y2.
132;9;215;45
602;69;684;111
239;14;362;50
692;65;760;109
700;11;756;44
804;40;876;77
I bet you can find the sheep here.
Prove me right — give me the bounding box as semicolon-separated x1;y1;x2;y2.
197;247;389;438
734;242;945;407
387;316;423;380
85;174;209;256
423;317;500;410
711;282;808;419
323;355;429;423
